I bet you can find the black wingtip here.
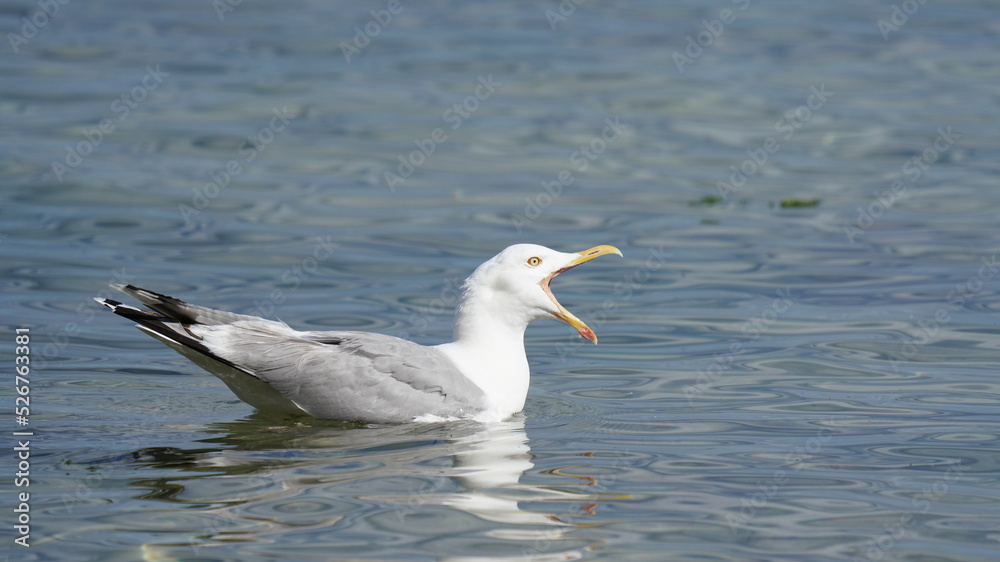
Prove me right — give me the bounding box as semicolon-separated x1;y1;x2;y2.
96;298;166;323
113;285;204;324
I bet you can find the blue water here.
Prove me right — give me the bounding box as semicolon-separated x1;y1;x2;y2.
2;0;1000;560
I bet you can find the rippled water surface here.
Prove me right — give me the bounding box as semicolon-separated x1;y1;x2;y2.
3;0;1000;560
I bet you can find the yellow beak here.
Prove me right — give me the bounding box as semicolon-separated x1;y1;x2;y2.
539;245;622;344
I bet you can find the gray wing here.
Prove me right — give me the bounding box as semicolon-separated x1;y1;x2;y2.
257;330;489;422
98;285;487;423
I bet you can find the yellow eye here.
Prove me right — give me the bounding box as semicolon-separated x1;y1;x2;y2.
526;256;542;267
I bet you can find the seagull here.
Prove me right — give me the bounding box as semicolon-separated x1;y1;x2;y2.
96;243;621;423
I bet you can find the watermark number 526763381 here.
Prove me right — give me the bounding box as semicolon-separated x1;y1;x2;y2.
14;327;32;548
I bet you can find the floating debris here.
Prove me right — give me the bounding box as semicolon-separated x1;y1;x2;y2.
779;198;821;208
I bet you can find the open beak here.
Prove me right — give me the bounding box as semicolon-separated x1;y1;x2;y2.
539;245;622;344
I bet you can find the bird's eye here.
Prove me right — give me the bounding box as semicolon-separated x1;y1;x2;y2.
526;256;542;267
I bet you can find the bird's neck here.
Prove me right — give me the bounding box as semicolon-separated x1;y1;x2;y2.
437;294;532;421
452;292;529;342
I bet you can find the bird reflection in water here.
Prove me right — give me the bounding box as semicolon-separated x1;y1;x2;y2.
128;415;630;559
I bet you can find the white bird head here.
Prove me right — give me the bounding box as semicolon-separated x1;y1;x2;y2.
458;244;622;344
